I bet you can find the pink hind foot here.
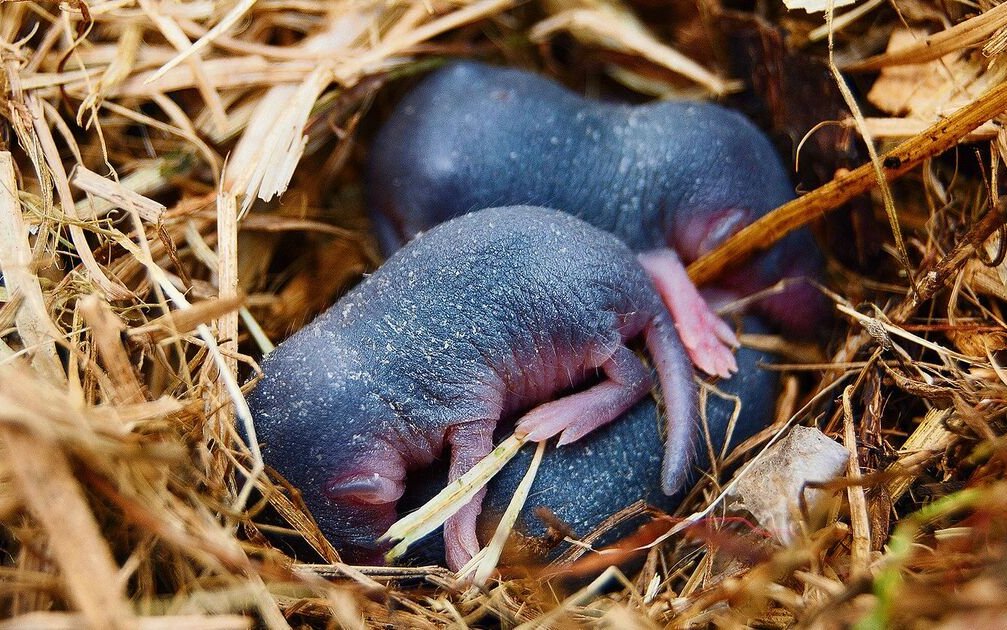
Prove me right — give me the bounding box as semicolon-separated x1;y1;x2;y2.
443;420;495;572
638;248;738;378
516;344;652;445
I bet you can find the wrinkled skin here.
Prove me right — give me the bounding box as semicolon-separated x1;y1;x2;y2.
400;317;779;565
368;61;827;338
249;206;698;570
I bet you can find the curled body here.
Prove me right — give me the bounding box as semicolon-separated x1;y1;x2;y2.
401;317;780;566
249;206;697;570
368;61;827;340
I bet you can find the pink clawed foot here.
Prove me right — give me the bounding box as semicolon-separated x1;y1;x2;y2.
638;248;738;378
443;421;495;572
516;345;652;446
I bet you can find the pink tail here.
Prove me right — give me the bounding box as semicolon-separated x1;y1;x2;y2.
645;307;699;495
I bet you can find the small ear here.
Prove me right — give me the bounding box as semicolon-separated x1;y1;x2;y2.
325;474;404;505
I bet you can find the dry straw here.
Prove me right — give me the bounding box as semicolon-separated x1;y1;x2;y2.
2;0;1007;627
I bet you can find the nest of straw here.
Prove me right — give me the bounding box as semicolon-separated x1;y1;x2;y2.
2;0;1007;627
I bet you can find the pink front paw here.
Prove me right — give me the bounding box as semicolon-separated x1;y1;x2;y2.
676;299;739;378
638;248;739;378
515;399;573;443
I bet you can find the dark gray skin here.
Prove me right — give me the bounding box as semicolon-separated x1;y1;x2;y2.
400;317;778;566
248;206;697;571
368;61;827;337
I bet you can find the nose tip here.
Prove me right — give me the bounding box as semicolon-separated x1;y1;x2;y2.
325;473;404;505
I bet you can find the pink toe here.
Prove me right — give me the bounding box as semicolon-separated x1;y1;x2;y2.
516;404;566;443
713;317;740;347
444;500;483;572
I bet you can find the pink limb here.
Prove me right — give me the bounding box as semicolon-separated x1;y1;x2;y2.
515;345;653;445
644;307;699;495
443;420;496;572
637;248;738;378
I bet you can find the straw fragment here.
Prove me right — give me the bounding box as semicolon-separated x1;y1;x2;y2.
24;92;132;300
225;6;377;199
532;0;733;95
0;612;252;630
146;0;258;85
0;368;135;629
841;386;871;578
137;0;229;132
71;165;167;224
76;23;142;127
884;409;955;502
0;151;62;381
468;440;546;585
129;294;245;344
79;294;147;406
845;3;1007;72
382;434;527;561
215;191;240;427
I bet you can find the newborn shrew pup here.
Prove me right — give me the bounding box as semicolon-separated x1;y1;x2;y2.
249;206;697;571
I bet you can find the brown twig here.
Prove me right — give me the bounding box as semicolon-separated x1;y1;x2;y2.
687;80;1007;286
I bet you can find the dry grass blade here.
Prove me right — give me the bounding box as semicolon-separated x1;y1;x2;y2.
841;386;871;578
147;0;258;85
79;295;147;406
73;155;192;221
0;612;253;629
807;0;883;41
0;380;135;628
825;4;913;289
127;294;245;344
845;3;1007;72
860;117;999;141
224;6;377;193
532;0;734;95
214;191;240;472
466;440;546;585
136;0;229;131
884;409;954;502
514;565;624;629
0;151;62;381
382;434;527;561
22;93;131;300
331;0;518;85
71;165;166;223
76;23;142;126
